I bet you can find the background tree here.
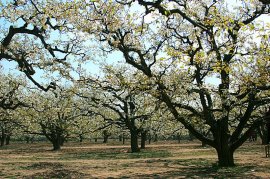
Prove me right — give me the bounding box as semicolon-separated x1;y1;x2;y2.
27;87;89;150
0;73;28;146
77;64;160;152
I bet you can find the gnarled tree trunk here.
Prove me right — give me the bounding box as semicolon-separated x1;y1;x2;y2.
141;130;147;149
130;129;140;152
52;138;61;150
6;134;10;145
0;130;6;147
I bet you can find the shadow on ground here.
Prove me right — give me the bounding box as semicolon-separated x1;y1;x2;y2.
21;162;90;179
118;165;259;178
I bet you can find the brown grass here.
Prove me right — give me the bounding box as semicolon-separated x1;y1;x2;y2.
0;140;269;178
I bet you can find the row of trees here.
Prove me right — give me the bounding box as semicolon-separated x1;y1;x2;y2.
1;0;269;167
0;71;185;150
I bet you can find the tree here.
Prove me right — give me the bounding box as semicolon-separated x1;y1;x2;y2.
77;64;159;152
0;73;28;110
0;73;29;146
28;87;89;150
0;1;85;91
65;0;270;166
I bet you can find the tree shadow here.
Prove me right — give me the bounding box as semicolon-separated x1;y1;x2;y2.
121;158;261;178
126;165;258;178
21;162;91;179
23;168;90;179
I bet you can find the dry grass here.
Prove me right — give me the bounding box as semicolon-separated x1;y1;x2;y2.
0;140;269;178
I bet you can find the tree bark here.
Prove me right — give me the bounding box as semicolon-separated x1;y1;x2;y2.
6;135;10;145
79;134;83;143
258;126;268;145
26;136;30;144
60;136;65;146
216;146;234;167
130;130;140;152
141;131;147;149
122;135;125;144
177;133;181;143
154;133;158;142
103;130;110;143
201;141;207;147
52;139;61;150
148;134;151;144
119;134;122;142
267;123;270;144
215;121;235;167
1;131;6;147
103;135;109;143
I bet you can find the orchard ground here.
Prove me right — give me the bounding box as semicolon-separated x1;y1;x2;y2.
0;140;269;178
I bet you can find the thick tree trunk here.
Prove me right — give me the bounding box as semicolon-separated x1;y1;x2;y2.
122;135;125;144
258;126;268;145
51;135;62;150
119;134;122;142
216;147;234;167
103;135;109;143
267;123;270;144
52;139;61;150
177;133;181;143
79;134;83;143
141;131;147;149
26;136;30;144
201;141;206;147
148;134;151;144
1;131;6;147
48;133;63;150
60;136;65;146
215;121;235;167
262;136;268;145
154;133;158;142
6;135;10;145
130;130;140;152
102;130;110;143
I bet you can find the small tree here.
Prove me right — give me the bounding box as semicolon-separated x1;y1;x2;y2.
29;87;89;150
77;65;159;152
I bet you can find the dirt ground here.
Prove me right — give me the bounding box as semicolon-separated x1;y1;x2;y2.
0;140;269;178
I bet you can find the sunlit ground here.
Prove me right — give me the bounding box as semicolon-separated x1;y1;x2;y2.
0;140;269;178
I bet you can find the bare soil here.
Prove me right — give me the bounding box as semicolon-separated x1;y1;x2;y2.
0;140;269;178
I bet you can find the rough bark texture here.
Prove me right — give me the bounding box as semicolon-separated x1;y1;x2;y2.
140;131;147;149
216;147;234;167
154;133;158;142
0;130;6;147
119;134;122;142
148;134;151;144
103;130;110;143
52;139;61;150
5;135;10;145
79;134;83;143
267;123;270;144
122;135;125;145
130;130;140;153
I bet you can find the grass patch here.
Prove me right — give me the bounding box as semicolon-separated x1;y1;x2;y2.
23;169;87;179
20;162;63;170
172;158;212;166
60;149;171;160
1;141;269;178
